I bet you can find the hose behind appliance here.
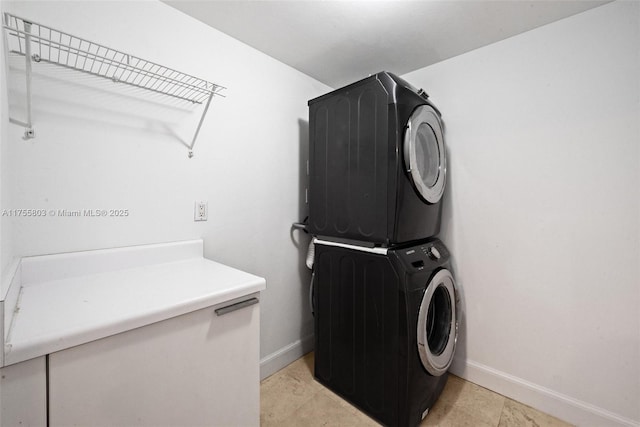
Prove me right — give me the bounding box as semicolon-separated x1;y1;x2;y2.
306;239;315;315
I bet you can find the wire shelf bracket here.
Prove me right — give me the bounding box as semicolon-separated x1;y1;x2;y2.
2;12;226;157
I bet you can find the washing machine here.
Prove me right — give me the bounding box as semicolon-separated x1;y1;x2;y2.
313;238;458;427
307;71;446;247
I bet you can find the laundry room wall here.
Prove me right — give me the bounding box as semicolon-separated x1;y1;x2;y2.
403;1;639;426
0;0;329;376
0;0;13;296
0;1;9;405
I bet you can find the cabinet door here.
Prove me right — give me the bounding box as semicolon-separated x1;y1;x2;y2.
48;298;260;426
0;357;47;427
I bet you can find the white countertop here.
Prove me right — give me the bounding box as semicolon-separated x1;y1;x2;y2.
4;240;266;366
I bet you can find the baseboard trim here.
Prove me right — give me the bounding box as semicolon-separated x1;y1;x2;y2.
450;357;639;427
259;334;314;380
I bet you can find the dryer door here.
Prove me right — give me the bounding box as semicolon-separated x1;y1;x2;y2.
417;268;458;376
403;105;446;204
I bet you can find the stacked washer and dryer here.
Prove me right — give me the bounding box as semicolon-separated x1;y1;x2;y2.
306;72;459;426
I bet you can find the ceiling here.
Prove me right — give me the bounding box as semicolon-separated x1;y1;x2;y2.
164;0;610;88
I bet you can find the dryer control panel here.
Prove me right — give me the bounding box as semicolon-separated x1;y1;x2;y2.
393;239;450;273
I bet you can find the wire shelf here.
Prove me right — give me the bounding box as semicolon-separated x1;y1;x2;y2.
2;13;226;156
3;13;225;103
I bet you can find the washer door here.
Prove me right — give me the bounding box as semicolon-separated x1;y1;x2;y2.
417;269;458;376
403;105;446;204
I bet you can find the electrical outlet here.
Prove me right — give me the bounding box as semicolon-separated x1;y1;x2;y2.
194;201;208;221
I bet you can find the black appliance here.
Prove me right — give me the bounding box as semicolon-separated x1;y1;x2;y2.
307;71;446;247
313;238;458;426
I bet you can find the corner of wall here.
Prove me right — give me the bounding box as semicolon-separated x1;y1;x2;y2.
259;333;313;380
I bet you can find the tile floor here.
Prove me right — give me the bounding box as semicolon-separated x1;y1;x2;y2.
261;352;573;427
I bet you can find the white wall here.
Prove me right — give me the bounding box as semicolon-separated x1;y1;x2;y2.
0;0;7;415
1;0;14;293
404;2;639;425
1;0;329;375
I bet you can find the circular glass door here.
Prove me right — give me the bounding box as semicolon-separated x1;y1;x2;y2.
403;105;446;204
416;269;458;376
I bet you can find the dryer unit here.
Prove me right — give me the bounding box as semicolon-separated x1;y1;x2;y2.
307;72;446;247
313;238;459;427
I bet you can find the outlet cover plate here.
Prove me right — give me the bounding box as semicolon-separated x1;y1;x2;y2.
194;201;208;221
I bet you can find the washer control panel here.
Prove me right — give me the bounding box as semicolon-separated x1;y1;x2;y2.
395;239;449;272
426;246;441;260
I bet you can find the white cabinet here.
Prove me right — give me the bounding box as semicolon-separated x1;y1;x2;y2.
1;240;265;426
48;296;260;426
0;357;47;426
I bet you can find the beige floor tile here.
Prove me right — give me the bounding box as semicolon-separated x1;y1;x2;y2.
260;369;319;426
278;389;374;427
421;375;505;427
317;383;379;426
282;351;318;385
262;354;569;427
498;399;574;427
421;399;497;427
